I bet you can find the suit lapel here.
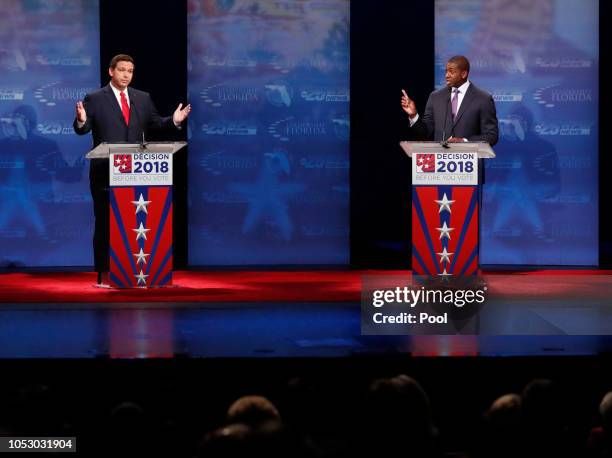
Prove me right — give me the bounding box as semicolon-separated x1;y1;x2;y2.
453;83;475;127
444;95;453;133
103;84;128;126
129;90;141;132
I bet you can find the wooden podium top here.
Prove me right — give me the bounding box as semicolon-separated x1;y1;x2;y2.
399;141;496;159
86;141;187;159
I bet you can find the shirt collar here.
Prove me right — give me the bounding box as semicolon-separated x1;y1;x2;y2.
109;82;128;99
453;80;470;94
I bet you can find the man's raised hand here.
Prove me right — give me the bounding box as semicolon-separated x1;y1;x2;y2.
76;101;87;123
401;89;417;118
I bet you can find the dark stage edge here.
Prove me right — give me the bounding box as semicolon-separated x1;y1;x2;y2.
1;301;612;358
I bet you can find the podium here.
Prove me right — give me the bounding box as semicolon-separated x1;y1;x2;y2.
86;141;187;288
399;141;495;277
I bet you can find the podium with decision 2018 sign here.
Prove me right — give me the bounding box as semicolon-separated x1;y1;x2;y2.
86;141;186;288
400;141;495;277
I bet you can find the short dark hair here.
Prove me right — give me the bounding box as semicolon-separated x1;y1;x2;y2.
448;55;470;74
109;54;134;69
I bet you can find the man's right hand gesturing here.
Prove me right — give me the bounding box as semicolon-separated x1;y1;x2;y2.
76;101;87;123
401;89;417;119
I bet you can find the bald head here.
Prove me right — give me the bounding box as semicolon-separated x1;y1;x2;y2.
601;391;612;428
227;395;280;426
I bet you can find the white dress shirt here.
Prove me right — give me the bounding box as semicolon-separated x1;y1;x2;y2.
110;83;180;127
109;82;130;109
451;80;470;115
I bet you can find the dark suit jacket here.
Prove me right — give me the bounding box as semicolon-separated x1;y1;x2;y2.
411;82;498;146
73;84;177;184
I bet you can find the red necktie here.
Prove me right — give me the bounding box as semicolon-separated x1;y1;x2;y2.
120;91;130;125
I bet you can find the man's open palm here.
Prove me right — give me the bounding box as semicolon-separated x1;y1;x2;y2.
173;103;191;124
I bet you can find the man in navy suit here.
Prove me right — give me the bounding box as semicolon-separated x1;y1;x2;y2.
74;54;190;285
401;55;498;146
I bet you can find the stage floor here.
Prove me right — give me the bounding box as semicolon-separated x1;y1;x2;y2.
1;269;611;358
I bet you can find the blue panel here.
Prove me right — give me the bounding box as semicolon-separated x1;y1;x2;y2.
187;1;350;265
435;0;598;265
0;0;100;267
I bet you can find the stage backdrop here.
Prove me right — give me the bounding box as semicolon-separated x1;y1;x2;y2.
0;0;100;267
435;0;599;265
187;0;350;265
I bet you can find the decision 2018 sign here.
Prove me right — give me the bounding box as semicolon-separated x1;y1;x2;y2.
110;152;173;186
412;152;478;185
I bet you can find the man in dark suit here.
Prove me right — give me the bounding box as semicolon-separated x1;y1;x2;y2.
401;55;498;146
74;54;191;285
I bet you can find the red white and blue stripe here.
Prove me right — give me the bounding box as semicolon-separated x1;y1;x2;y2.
412;185;479;276
109;186;173;288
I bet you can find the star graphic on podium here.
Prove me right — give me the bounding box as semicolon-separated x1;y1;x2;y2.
438;268;453;277
133;222;150;241
135;270;148;286
133;248;150;265
437;247;453;264
436;222;454;240
434;193;455;213
131;194;151;214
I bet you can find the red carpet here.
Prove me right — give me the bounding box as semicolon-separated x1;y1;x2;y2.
0;270;402;303
0;270;609;303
